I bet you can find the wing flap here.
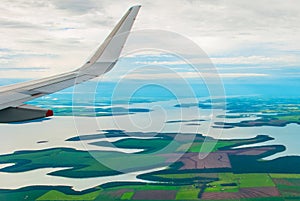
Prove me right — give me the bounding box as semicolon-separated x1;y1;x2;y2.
0;92;31;109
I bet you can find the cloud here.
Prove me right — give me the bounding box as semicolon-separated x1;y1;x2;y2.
212;56;300;66
0;19;40;29
134;55;300;66
50;0;100;14
0;67;47;71
121;72;269;80
0;0;299;81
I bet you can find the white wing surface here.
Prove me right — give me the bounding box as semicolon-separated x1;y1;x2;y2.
0;6;141;123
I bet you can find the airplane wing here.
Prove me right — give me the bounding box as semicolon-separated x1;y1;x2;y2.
0;5;141;123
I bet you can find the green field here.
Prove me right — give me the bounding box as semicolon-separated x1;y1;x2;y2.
120;192;134;200
270;174;300;179
37;190;101;201
175;187;199;200
204;173;275;193
188;141;236;152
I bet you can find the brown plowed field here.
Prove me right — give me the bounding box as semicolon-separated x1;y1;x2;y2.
178;152;231;170
201;187;280;200
132;190;177;200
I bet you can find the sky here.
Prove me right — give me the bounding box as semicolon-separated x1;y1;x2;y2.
0;0;299;87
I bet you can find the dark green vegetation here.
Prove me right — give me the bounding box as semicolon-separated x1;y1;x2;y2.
57;106;151;117
175;97;300;128
166;119;206;124
222;97;300;127
0;148;121;178
89;133;179;154
66;129;135;141
26;95;157;117
26;97;151;117
1;128;300;200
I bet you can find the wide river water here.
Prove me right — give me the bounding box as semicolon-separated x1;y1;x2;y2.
0;99;299;190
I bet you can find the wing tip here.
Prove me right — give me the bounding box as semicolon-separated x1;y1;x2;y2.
132;5;142;8
130;5;142;10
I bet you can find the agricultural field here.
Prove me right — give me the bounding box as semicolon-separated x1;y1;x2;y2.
1;128;300;200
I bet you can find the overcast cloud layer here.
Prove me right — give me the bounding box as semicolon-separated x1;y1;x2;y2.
0;0;299;81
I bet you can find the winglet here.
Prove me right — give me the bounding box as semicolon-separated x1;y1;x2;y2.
79;5;141;72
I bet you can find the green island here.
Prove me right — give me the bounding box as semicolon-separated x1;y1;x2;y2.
183;97;300;128
1;129;300;200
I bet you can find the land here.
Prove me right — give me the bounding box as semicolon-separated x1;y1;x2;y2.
0;96;299;200
1;129;300;200
25;97;154;117
175;97;300;128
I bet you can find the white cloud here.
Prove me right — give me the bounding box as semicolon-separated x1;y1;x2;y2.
0;0;299;80
121;72;269;80
134;55;300;66
212;55;300;66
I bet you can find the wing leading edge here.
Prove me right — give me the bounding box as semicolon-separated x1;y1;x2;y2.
0;5;141;123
